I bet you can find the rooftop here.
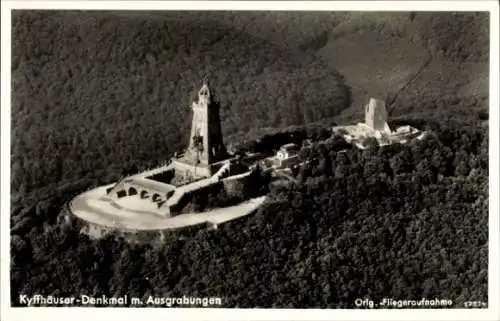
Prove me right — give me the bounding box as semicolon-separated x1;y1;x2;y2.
280;143;299;152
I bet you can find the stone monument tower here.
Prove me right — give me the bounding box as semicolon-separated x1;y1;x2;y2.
365;98;391;133
178;82;228;176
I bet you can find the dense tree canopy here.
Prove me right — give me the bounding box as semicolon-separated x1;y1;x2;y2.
11;11;351;197
9;11;489;309
10;121;488;308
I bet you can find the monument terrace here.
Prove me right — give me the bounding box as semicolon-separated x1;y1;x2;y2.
69;82;266;232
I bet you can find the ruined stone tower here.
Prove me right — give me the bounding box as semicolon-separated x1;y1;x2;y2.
365;98;391;133
181;82;228;170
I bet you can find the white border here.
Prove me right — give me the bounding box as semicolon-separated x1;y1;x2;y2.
0;0;498;11
1;1;499;321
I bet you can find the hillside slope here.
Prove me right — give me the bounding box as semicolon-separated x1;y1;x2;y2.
11;11;489;197
319;12;489;124
207;12;489;124
328;13;488;124
11;11;351;196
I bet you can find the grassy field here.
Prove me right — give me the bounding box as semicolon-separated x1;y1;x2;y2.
318;29;430;118
317;13;488;124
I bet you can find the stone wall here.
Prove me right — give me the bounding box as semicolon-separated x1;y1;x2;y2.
172;171;255;214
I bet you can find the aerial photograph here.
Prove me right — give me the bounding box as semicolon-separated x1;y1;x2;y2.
2;4;495;319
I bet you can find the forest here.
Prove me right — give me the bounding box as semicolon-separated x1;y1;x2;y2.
10;121;489;308
10;11;351;198
9;11;489;308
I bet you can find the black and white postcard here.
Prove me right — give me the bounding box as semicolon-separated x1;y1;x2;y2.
1;1;499;321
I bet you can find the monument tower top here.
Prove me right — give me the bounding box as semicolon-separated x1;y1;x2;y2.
198;82;211;106
180;82;228;172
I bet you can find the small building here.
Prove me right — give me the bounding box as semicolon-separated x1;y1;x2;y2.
266;143;300;169
276;143;300;160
